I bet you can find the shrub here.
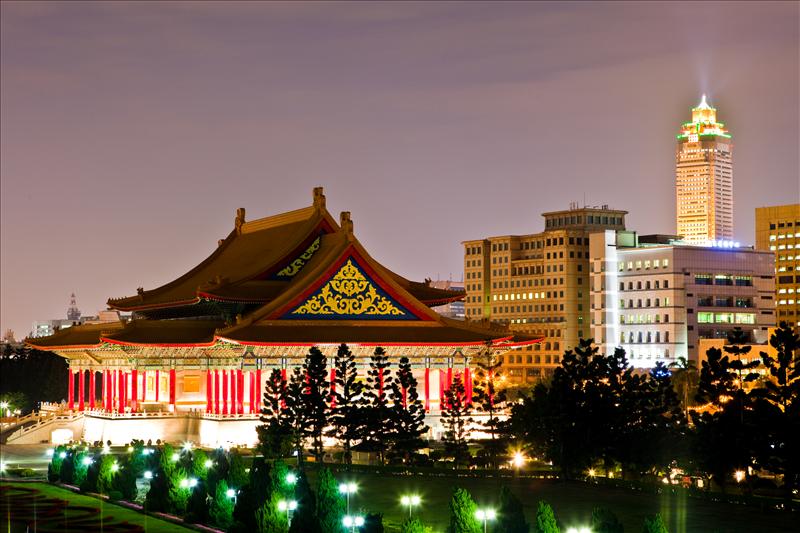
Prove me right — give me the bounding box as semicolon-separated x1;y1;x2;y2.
448;487;480;533
534;501;560;533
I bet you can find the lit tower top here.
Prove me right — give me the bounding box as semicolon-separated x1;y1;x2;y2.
67;293;81;322
675;94;734;245
677;94;731;141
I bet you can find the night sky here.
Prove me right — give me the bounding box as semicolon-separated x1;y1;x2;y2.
1;1;798;338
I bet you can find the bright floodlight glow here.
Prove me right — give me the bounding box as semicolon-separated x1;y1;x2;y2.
566;528;592;533
188;478;198;488
204;459;214;468
476;508;496;521
512;451;526;468
226;488;236;498
183;441;193;451
286;472;297;485
289;500;297;510
401;495;421;506
355;516;365;527
343;516;354;527
144;470;153;479
82;457;92;466
0;462;6;472
278;500;288;511
59;451;67;459
339;482;357;494
0;401;8;409
734;470;746;483
46;449;54;457
111;462;119;472
171;452;180;461
180;479;189;488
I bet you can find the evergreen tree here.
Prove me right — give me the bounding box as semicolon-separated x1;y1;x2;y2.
96;454;118;495
258;368;296;459
316;467;346;533
72;450;90;487
146;444;189;514
289;470;320;533
401;518;433;533
59;450;75;484
191;448;210;481
47;445;67;482
287;367;311;464
447;487;481;533
591;507;623;533
756;322;800;500
185;479;210;524
472;349;507;469
498;485;529;533
327;343;364;465
641;514;668;533
363;512;384;533
668;357;699;420
442;375;473;468
80;452;101;493
112;456;138;501
210;479;235;529
389;356;427;463
228;449;249;490
301;347;330;463
361;347;394;464
533;501;560;533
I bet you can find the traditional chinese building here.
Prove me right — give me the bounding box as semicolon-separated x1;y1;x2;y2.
26;188;539;446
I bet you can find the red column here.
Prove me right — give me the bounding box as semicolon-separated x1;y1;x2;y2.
68;368;74;410
447;366;453;390
89;371;95;410
248;371;254;414
122;372;128;410
230;370;236;414
255;369;262;413
237;369;244;414
329;368;336;407
464;367;472;406
141;370;146;402
131;369;138;412
112;370;116;411
206;370;213;413
214;369;220;414
439;369;446;406
118;370;124;413
169;368;176;411
222;369;229;415
77;369;85;411
107;370;112;411
155;370;160;403
424;367;430;412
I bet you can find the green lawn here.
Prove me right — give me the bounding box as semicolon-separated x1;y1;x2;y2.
0;481;193;532
312;468;795;533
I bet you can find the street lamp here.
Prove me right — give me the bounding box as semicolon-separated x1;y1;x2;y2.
339;482;357;515
400;494;421;518
286;472;298;486
278;499;297;525
226;488;238;504
204;459;214;468
565;528;592;533
475;508;496;533
111;462;119;472
342;515;365;532
144;470;153;480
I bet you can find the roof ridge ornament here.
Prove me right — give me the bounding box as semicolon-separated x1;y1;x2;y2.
235;207;246;235
340;211;353;239
313;187;326;210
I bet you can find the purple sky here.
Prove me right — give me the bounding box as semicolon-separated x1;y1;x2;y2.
2;1;798;338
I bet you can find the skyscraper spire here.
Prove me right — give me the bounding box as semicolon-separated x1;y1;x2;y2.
698;93;710;109
67;293;81;322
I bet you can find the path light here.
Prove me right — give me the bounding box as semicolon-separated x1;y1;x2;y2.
512;451;526;469
278;500;298;524
734;470;746;483
182;441;193;452
59;451;67;459
566;528;592;533
286;472;297;485
475;508;496;533
46;449;54;457
0;462;7;473
188;478;198;488
587;468;596;478
204;459;214;468
400;494;421;518
171;452;180;462
144;470;153;480
339;482;357;515
343;515;365;532
82;457;93;466
180;479;189;488
111;462;119;472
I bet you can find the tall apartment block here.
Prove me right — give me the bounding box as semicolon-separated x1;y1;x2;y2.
590;231;775;366
676;95;734;245
463;206;626;383
755;204;800;327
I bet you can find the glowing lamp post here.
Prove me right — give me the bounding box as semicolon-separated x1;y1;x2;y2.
227;488;238;504
400;494;421;518
286;472;298;486
475;508;496;533
566;527;592;533
342;515;365;532
278;499;297;525
144;470;153;480
339;482;357;515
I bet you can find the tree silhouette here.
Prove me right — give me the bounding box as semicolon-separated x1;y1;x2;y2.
389;356;428;462
442;374;472;468
327;343;364;465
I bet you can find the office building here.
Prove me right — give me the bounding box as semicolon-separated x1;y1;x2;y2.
755;204;800;327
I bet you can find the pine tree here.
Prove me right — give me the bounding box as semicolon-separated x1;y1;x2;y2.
641;514;668;533
210;479;235;529
401;518;433;533
258;368;297;459
389;356;428;463
289;470;320;533
327;343;364;465
191;449;210;481
362;347;394;463
301;347;331;463
185;478;210;524
498;486;529;533
533;501;559;533
316;467;346;533
286;367;310;465
228;449;249;490
591;507;623;533
447;487;481;533
472;349;507;468
96;454;118;495
47;444;67;481
112;455;138;501
442;374;473;468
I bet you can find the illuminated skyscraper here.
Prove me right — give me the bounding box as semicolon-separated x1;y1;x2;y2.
675;95;733;245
